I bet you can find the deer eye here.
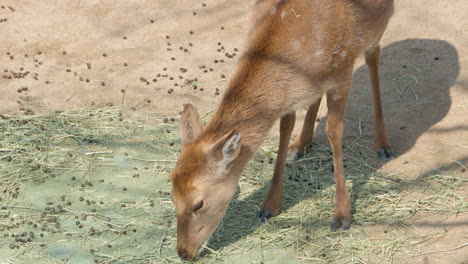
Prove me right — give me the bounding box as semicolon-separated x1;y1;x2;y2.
193;200;204;212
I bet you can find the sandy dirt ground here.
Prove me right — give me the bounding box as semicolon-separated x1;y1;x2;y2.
1;0;467;263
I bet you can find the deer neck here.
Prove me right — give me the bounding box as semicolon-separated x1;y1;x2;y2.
201;60;284;180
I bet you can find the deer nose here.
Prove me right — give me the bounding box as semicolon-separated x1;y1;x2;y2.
178;248;189;261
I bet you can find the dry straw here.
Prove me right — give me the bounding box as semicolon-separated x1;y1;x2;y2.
0;107;466;263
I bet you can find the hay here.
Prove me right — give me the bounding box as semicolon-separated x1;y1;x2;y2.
0;107;179;263
0;107;466;263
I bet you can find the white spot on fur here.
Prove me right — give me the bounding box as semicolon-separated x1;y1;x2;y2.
333;46;341;54
291;40;301;51
341;51;347;58
314;49;324;57
281;9;287;19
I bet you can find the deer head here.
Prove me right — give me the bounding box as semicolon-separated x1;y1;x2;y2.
169;104;241;260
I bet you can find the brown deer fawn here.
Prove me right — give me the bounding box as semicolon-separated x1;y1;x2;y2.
169;0;394;260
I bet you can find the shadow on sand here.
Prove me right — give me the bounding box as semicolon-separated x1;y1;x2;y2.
206;38;461;252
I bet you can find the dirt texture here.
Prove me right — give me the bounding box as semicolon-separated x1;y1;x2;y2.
1;0;467;263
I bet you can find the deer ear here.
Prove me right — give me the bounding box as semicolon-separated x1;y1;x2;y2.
221;131;241;161
179;104;203;145
212;130;241;172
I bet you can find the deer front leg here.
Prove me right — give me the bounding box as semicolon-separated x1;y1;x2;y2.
326;90;352;231
257;112;296;221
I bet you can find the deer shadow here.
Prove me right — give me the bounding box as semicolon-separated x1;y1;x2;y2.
206;38;461;253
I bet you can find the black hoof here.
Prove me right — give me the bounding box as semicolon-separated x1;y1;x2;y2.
287;150;304;164
331;218;351;231
256;209;274;222
377;148;395;161
292;151;304;161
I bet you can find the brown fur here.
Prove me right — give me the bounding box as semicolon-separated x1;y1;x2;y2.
170;0;394;260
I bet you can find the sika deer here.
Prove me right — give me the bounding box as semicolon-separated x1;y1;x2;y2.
169;0;394;260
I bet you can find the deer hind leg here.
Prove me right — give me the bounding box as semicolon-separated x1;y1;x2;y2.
288;98;322;161
365;44;394;160
326;84;352;231
257;112;296;221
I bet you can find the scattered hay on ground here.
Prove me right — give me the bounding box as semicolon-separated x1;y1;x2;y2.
0;107;466;263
